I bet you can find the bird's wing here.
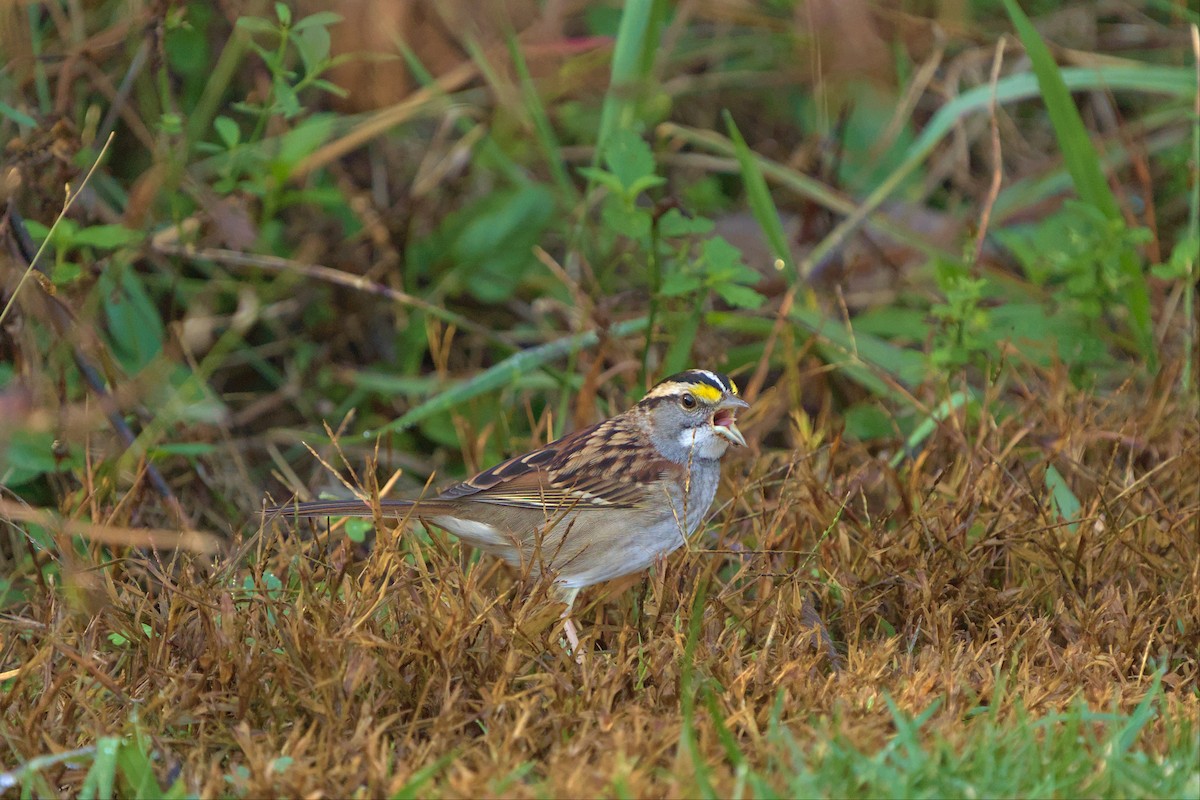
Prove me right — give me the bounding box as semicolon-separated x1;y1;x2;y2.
437;417;675;510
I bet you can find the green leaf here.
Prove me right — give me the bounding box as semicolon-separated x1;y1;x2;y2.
698;236;749;276
450;185;555;302
662;306;702;376
213;115;240;148
1;428;83;486
660;271;703;297
235;17;277;36
1044;464;1082;534
70;224;144;250
272;77;302;118
1151;233;1198;280
291;11;343;32
294;24;331;75
310;78;348;98
713;282;765;310
627;174;667;197
603;129;658;194
274;113;336;172
599;198;652;240
576;167;627;197
657;208;713;237
101;268;165;374
844;404;897;441
850;307;931;343
345;518;373;543
159;111;183;136
595;0;656;157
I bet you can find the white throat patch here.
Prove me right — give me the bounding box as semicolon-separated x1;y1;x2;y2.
676;425;728;460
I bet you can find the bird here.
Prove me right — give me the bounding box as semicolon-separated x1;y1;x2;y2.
268;368;750;652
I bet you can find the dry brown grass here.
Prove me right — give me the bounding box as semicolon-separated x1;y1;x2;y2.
2;359;1196;796
0;2;1197;795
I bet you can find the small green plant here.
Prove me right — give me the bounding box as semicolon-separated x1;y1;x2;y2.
197;4;347;209
929;257;990;372
580;129;765;374
231;4;347;127
919;201;1154;382
1001;201;1152;325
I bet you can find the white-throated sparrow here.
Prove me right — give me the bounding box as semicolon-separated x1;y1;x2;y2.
269;368;749;650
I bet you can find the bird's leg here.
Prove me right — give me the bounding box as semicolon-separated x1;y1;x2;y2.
562;617;581;653
556;585;582;656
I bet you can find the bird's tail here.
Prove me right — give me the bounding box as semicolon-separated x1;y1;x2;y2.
264;498;437;519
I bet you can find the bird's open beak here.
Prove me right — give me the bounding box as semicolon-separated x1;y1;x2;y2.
712;396;750;447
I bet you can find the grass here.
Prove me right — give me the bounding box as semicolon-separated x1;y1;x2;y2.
1;1;1198;797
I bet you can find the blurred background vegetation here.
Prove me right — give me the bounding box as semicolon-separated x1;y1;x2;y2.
1;0;1195;510
0;0;1197;796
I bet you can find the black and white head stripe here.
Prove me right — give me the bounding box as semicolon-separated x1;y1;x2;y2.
643;369;739;403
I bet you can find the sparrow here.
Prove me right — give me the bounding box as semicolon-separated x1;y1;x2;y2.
269;368;750;651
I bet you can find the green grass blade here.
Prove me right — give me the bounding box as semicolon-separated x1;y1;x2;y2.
507;34;575;199
800;64;1192;282
1003;1;1117;217
1110;672;1163;755
596;0;656;157
789;308;927;400
2;748;98;797
1183;23;1199;399
704;686;746;769
723;110;795;275
391;752;456;800
1005;0;1153;360
679;579;716;799
707;308;925;403
79;737;119;800
889;391;974;469
377;317;649;435
0;100;37;128
115;739;161;798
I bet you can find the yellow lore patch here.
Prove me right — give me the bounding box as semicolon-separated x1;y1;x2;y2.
689;384;722;403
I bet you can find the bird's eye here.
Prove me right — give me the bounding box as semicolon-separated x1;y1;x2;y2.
680;393;697;409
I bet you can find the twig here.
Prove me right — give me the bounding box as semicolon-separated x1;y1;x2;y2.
0;132;113;327
2;204;188;526
973;37;1007;266
150;243;516;349
0;498;218;553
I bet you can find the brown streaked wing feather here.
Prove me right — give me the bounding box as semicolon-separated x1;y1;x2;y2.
436;421;602;502
436;416;664;509
549;419;676;508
